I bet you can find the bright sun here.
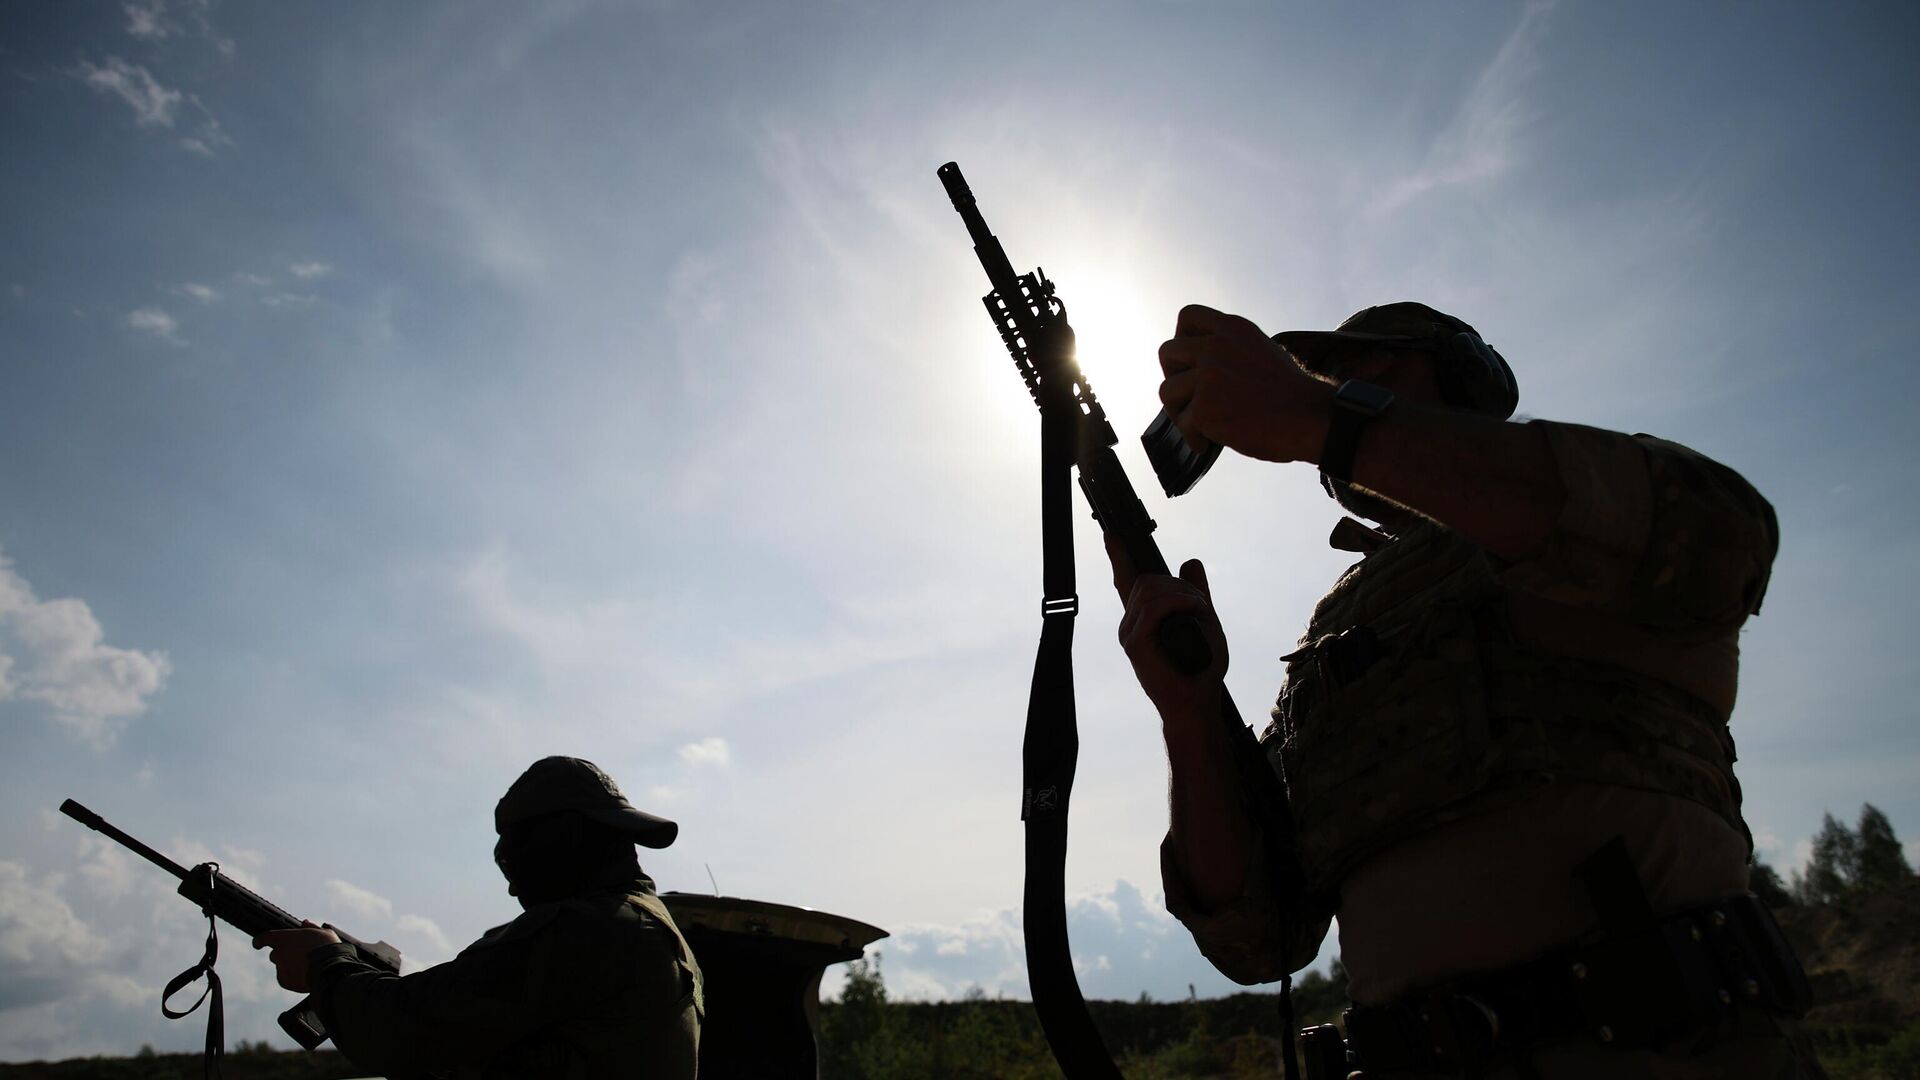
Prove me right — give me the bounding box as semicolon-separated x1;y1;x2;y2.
1051;266;1175;430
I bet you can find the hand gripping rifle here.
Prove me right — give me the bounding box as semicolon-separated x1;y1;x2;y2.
60;799;402;1068
938;163;1308;1080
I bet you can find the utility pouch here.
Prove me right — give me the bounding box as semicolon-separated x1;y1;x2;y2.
1298;1023;1349;1080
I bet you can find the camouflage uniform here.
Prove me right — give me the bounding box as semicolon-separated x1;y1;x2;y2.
306;757;703;1079
1162;420;1823;1075
308;872;703;1079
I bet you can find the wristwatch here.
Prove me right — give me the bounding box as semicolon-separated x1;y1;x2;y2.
1319;379;1395;485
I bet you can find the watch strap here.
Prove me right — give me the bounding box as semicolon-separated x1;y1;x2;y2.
1319;380;1393;486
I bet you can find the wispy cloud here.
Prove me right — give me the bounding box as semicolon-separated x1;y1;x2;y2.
1367;0;1556;216
76;57;181;128
126;306;181;342
124;1;169;41
178;105;236;156
677;737;730;768
172;283;219;303
324;879;395;921
0;550;171;748
287;261;333;280
122;0;237;57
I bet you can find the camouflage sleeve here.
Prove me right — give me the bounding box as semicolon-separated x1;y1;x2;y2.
1160;831;1332;985
1500;421;1778;634
308;903;687;1074
307;933;549;1072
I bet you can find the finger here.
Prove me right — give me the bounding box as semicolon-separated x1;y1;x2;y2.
1123;575;1210;641
1174;304;1224;338
301;919;321;928
1158;336;1210;375
252;934;269;950
1179;558;1210;597
1158;368;1198;412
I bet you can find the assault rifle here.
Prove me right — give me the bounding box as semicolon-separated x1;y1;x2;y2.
60;799;401;1053
938;163;1308;1080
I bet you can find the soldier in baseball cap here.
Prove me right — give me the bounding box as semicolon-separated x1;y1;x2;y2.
257;755;703;1077
496;755;679;849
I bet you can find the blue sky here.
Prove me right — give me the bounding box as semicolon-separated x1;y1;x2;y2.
3;0;1917;1059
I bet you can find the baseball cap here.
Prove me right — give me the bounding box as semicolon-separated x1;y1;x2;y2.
495;756;678;849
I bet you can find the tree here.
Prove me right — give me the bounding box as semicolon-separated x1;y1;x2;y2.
1854;803;1914;890
817;953;915;1080
1749;859;1794;908
1797;811;1859;904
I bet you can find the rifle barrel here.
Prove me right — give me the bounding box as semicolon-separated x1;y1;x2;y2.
59;799;190;881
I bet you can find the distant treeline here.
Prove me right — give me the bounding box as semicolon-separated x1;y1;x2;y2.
0;1043;355;1080
814;955;1348;1079
7;805;1914;1079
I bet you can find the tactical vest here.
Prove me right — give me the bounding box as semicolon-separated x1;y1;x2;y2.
1268;520;1749;895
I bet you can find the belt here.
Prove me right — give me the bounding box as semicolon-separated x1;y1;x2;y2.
1341;893;1810;1075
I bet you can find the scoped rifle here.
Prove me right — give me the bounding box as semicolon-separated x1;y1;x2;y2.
937;163;1308;1080
60;799;401;1063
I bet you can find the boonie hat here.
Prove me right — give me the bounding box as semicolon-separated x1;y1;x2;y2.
496;756;678;849
1275;301;1519;418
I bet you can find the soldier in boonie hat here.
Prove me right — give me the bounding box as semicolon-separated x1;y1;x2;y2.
496;755;679;849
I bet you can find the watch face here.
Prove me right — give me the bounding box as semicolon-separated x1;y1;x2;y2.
1335;379;1395;415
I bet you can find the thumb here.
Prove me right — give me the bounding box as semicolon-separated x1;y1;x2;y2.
1178;558;1210;596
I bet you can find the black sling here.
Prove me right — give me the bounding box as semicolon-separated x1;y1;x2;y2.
940;162;1312;1080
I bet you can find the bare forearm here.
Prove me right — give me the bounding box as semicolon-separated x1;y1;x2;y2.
1162;693;1259;911
1334;401;1564;561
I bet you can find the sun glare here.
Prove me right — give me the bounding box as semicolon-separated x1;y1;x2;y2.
1053;266;1175;433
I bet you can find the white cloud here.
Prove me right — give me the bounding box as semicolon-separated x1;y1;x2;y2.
0;550;171;748
0;862;111;1012
74;838;138;901
321;883;456;971
323;879;395;921
76;57;181;128
287;261;333;279
126;306;180;342
124;1;169;41
173;283;219;303
829;879;1336;1004
394;914;456;968
677;737;731;768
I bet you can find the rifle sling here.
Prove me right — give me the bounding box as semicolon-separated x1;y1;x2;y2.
1022;390;1124;1080
162;863;226;1080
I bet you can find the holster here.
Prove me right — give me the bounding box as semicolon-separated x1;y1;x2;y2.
1337;839;1811;1076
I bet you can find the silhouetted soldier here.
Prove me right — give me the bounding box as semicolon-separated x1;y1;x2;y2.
1109;303;1823;1077
256;756;702;1078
